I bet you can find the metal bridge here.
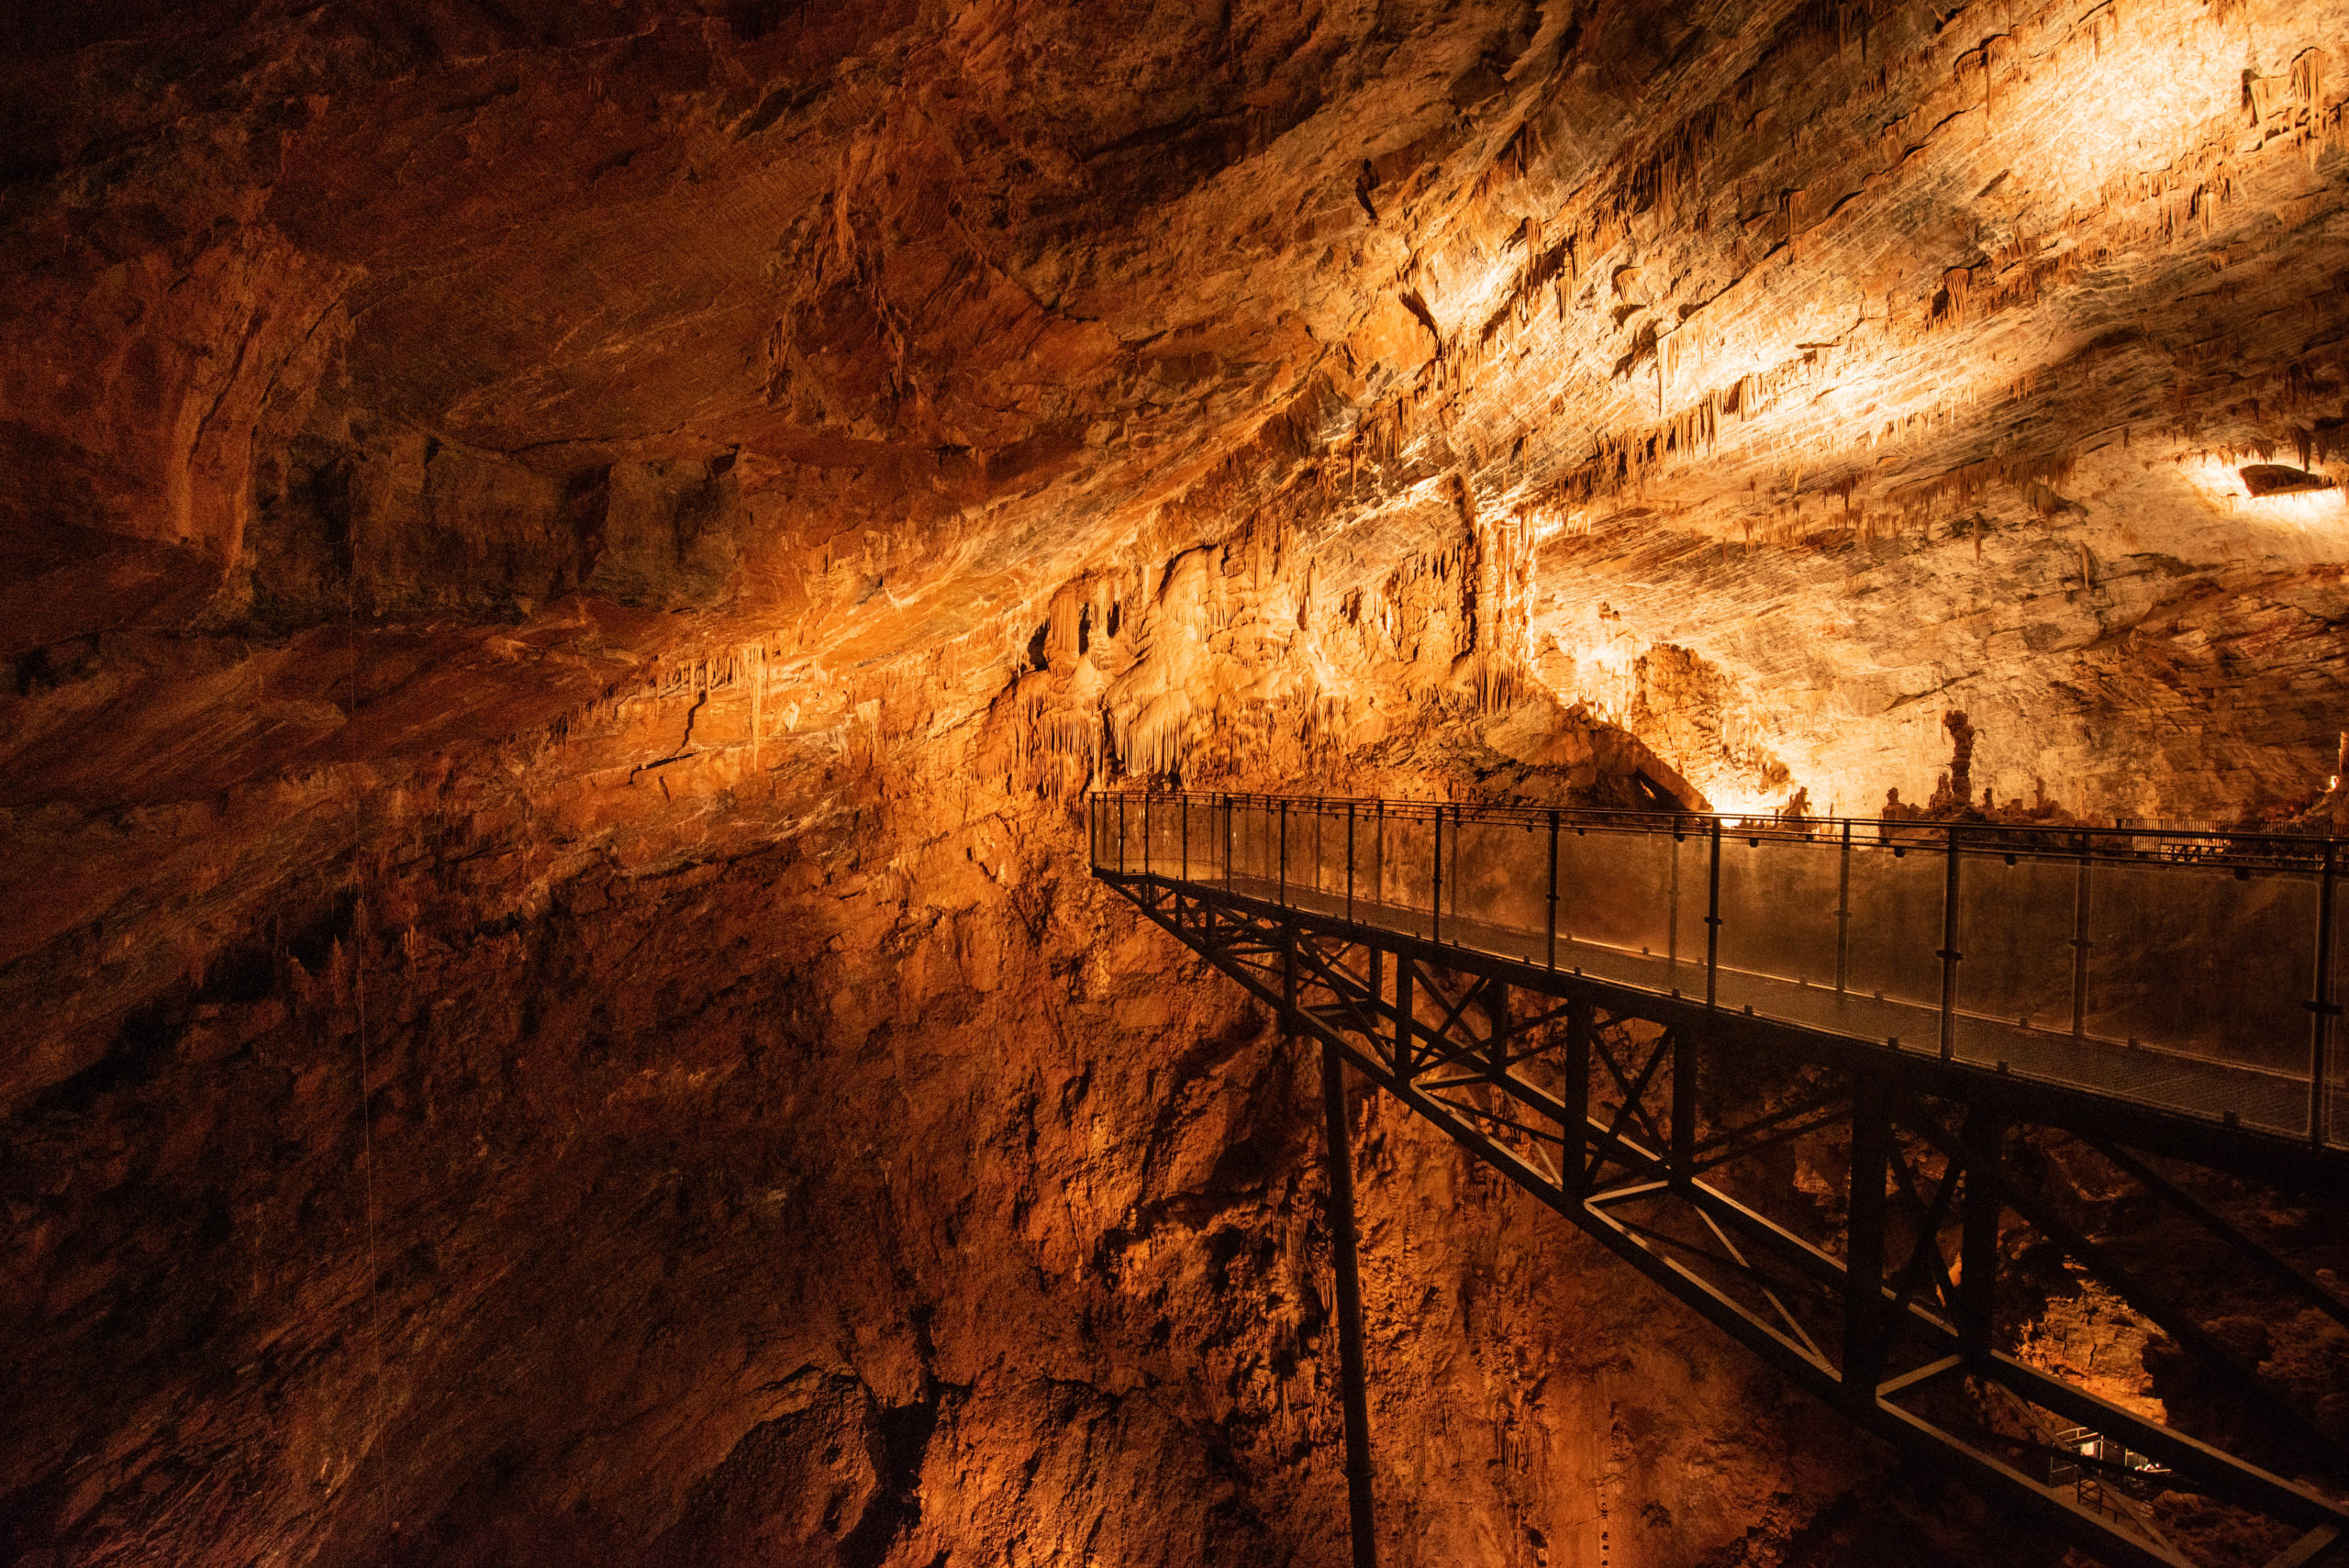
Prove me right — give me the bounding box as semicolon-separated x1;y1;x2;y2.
1088;790;2349;1568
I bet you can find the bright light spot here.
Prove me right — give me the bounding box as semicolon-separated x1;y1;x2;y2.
1530;507;1587;546
2182;458;2347;524
1706;787;1787;819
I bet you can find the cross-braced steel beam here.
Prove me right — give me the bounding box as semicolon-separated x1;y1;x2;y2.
1103;870;2349;1568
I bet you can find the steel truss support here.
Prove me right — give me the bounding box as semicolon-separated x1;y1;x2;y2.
1104;873;2349;1568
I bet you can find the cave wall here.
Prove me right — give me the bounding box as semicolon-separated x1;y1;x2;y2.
9;0;2349;1563
5;680;2032;1567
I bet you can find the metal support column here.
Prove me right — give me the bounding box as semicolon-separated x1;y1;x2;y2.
1957;1107;2005;1362
1280;800;1289;906
2313;840;2338;1144
1671;1024;1698;1192
1118;795;1127;876
1319;1004;1380;1568
1564;995;1593;1203
1844;1073;1892;1406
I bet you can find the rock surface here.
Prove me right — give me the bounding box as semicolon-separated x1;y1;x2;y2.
6;0;2349;1563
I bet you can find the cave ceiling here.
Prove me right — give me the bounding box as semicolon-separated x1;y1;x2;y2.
6;0;2349;845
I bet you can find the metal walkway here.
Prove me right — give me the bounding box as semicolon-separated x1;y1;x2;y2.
1097;793;2345;1156
1090;790;2349;1568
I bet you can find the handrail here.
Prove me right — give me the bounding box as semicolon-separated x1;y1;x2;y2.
1086;787;2346;869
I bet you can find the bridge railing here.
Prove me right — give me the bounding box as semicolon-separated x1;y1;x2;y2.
1088;791;2346;1149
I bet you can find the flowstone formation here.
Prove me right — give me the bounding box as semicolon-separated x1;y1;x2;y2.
6;0;2349;1564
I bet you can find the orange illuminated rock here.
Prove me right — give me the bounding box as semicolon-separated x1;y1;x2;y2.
6;0;2349;1563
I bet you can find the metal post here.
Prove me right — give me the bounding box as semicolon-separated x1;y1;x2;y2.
2071;834;2092;1039
1546;809;1560;971
1835;817;1853;995
1318;1020;1380;1568
1431;807;1444;944
1280;800;1289;906
1449;805;1459;933
1315;805;1325;902
1939;825;1963;1062
1844;1073;1891;1406
1118;795;1127;876
1346;803;1356;925
1958;1107;2004;1361
1667;828;1682;974
1143;794;1152;878
1705;816;1723;1008
1182;793;1189;884
2311;840;2338;1145
1225;795;1235;890
1564;995;1592;1202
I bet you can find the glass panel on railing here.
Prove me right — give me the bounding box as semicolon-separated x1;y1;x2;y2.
2083;856;2317;1133
1276;803;1312;903
1323;803;1366;918
1127;797;1155;868
1375;809;1435;938
1186;797;1217;883
1237;801;1275;887
1447;814;1548;963
1842;833;1949;1026
1297;801;1341;903
1552;820;1680;991
1348;805;1375;914
1320;803;1357;906
1948;845;2081;1062
1714;828;1842;1011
